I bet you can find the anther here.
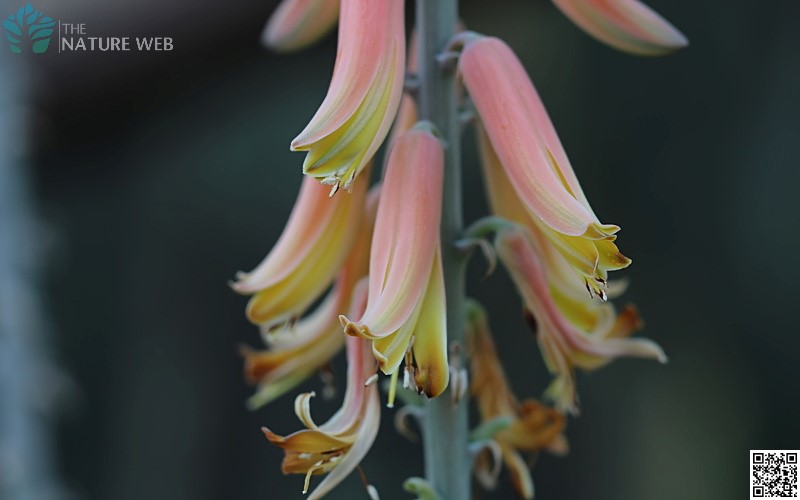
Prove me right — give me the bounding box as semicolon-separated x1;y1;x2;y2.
364;373;379;387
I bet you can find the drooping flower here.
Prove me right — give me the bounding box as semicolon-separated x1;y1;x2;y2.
232;172;367;329
262;0;340;53
262;282;380;500
240;187;377;408
460;34;631;299
292;0;405;192
479;120;663;411
495;225;666;414
466;301;567;499
552;0;688;56
241;287;346;409
340;125;449;399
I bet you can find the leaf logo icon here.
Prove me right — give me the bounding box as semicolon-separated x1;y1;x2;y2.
3;3;55;54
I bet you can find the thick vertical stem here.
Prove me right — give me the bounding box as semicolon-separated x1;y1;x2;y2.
416;0;470;498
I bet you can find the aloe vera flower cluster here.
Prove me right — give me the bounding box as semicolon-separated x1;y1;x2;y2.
235;0;686;498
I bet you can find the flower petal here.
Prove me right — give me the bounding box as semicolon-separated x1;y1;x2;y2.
461;36;595;237
411;245;449;397
307;383;380;500
241;180;375;407
291;0;405;189
342;127;444;340
496;226;666;413
553;0;688;56
502;447;535;499
234;173;367;327
262;426;350;454
497;227;664;361
475;113;630;297
262;0;339;53
232;177;337;293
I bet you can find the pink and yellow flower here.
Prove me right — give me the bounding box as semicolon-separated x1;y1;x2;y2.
467;301;567;499
240;187;376;407
292;0;405;192
240;285;346;409
262;283;380;500
262;0;340;53
461;35;631;299
340;126;449;399
552;0;688;56
495;225;665;414
477;113;664;412
232;173;367;329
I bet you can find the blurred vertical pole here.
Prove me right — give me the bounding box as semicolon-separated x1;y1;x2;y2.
0;58;65;500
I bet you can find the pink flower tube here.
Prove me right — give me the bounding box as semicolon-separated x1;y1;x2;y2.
292;0;405;193
341;125;449;398
553;0;688;56
461;34;631;298
262;0;340;53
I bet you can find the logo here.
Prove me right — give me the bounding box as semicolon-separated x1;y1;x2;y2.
2;3;175;56
3;3;55;54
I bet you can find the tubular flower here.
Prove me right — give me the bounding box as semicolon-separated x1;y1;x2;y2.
232;172;368;329
240;187;377;408
292;0;405;192
495;225;666;414
552;0;688;56
340;126;449;398
262;0;340;53
481;125;662;412
240;286;346;409
262;285;380;500
461;35;632;299
466;301;567;499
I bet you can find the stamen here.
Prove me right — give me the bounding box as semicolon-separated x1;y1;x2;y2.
303;463;321;494
403;341;416;391
364;373;379;387
357;466;380;500
387;369;399;408
584;279;594;298
344;171;356;190
449;366;460;403
367;485;380;500
403;366;412;390
452;368;468;404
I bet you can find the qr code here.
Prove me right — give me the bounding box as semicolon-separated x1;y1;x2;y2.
751;450;799;499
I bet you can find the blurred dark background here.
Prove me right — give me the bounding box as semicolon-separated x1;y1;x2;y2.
1;0;798;499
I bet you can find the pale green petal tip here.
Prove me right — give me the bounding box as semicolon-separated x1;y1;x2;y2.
403;477;441;500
